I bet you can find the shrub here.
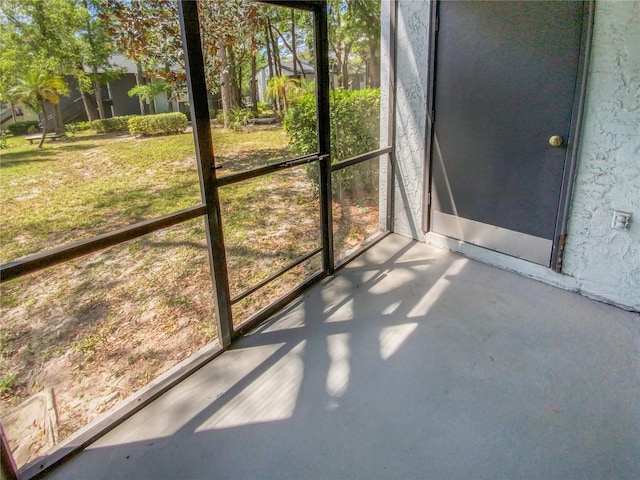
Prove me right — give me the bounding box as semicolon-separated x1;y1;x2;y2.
6;120;40;136
215;107;254;130
92;115;135;133
0;131;7;150
0;374;17;396
65;121;92;136
128;112;187;137
284;88;380;195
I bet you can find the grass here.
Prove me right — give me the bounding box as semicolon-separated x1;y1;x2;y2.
0;124;379;466
0;374;17;397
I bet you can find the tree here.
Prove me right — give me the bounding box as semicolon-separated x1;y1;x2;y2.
0;0;117;126
266;75;299;116
349;0;381;88
327;0;381;89
198;0;265;126
101;0;186;114
1;0;76;130
10;71;67;148
128;81;169;115
76;0;118;120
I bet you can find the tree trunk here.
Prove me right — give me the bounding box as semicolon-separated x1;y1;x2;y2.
291;10;297;77
268;22;281;77
164;63;174;112
342;44;351;89
166;90;174;112
38;102;48;148
368;44;380;88
10;102;17;123
52;102;65;135
250;37;258;113
92;67;105;120
333;48;344;88
265;26;274;80
273;22;307;80
219;42;230;128
282;85;288;112
135;62;147;115
227;47;241;109
237;63;243;108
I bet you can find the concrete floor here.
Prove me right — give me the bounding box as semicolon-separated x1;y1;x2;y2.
46;234;639;480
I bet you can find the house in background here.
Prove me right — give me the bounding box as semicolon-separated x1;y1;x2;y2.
255;59;367;104
99;54;189;118
1;54;184;131
255;60;316;103
0;103;40;129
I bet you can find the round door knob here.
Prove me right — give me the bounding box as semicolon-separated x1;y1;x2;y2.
549;135;563;147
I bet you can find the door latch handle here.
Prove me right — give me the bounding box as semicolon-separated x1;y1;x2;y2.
549;135;563;147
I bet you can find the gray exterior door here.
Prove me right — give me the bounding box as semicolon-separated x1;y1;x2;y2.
429;1;585;266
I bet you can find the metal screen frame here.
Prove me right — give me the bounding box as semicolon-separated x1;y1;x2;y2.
4;1;396;476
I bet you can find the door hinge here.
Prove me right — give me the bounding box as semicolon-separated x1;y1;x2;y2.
435;15;439;33
553;233;567;272
427;192;432;206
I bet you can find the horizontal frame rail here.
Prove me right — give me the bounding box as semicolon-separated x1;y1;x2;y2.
254;0;324;11
230;247;323;304
334;230;391;271
331;146;392;172
0;205;207;283
233;270;326;338
217;154;326;188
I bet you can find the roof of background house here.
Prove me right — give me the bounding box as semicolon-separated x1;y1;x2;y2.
257;60;315;76
98;54;138;74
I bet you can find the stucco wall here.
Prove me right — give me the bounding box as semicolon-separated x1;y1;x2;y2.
382;0;639;310
561;0;640;310
380;0;430;241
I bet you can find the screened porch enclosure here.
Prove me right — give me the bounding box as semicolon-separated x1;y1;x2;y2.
1;0;391;475
2;0;639;478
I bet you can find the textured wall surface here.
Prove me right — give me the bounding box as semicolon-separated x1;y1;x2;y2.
380;0;431;241
561;0;640;310
383;0;639;310
379;0;392;229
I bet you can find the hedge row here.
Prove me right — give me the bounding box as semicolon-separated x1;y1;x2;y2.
283;88;380;193
128;112;187;136
284;88;380;159
92;116;134;133
91;113;187;136
7;120;40;136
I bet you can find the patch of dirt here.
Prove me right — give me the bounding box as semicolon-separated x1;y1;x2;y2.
0;222;216;468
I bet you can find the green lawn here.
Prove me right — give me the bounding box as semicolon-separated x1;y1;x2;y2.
0;127;302;263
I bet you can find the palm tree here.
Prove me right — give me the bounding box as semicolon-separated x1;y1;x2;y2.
10;71;67;148
266;75;300;116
